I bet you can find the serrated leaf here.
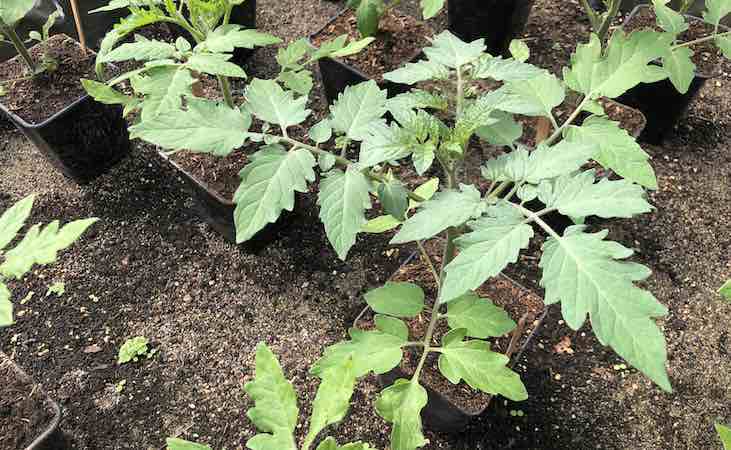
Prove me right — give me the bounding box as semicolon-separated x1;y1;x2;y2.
277;39;311;68
244;343;298;450
331;37;376;58
81;79;138;110
378;179;409;220
0;194;34;251
311;327;407;377
130;98;251;155
509;39;530;62
453;90;505;145
719;279;731;302
245;78;310;130
311;35;348;61
131;65;196;120
0;283;12;327
100;35;177;63
375;379;429;450
279;70;313;95
526;140;596;183
383;60;449;85
330;80;388;141
476;111;523;147
166;438;213;450
318;168;372;260
1;219;98;280
718;423;731;449
441;210;534;302
565;116;657;189
362;215;402;233
500;72;565;118
537;171;653;219
446;292;516;338
717;35;731;57
391;184;487;244
234;146;316;242
386;90;449;113
303;359;357;450
662;47;695;94
186;53;247;78
421;0;446;19
365;282;425;318
424;30;486;68
359;123;414;167
539;226;671;391
703;0;731;26
198;25;281;53
471;55;546;81
438;336;528;400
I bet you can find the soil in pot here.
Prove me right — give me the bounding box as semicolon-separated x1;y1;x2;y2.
0;353;59;450
0;34;98;124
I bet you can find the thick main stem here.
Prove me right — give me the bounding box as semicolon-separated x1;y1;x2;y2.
596;0;621;42
0;20;36;73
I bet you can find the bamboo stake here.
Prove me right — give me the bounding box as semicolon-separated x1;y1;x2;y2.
69;0;87;54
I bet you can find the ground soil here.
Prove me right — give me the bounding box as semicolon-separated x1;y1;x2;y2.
0;34;96;125
0;0;730;449
0;352;56;450
624;6;724;76
311;8;432;81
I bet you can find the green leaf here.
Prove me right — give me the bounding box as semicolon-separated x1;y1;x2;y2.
500;71;565;118
129;98;251;155
563;31;673;99
117;336;149;364
0;0;36;26
100;35;177;63
537;171;653;219
303;359;357;450
131;66;196;120
362;215;402;233
186;53;247;78
438;333;528;401
46;282;65;297
476;111;523;147
375;379;429;450
704;0;731;26
374;314;409;340
453;90;505;145
482;141;595;184
662;47;696;94
383;60;449;85
441;209;534;302
319;153;337;172
311;326;407;377
565;116;657;189
717;35;731;58
244;343;298;450
81;79;138;113
316;438;375;450
0;194;34;251
365;282;425;318
331;37;376;58
391;184;487;244
1;219;98;280
424;30;486;68
276;39;311;68
539;226;671;391
446;292;516;338
279;70;313;96
318;168;372;260
234;146;316;242
245;78;310;130
421;0;446;19
330;80;387;141
471;55;546;81
198;25;281;53
719;279;731;302
509;39;530;62
166;438;213;450
386;90;449;113
0;282;12;327
652;0;689;33
410;178;440;209
310;120;333;144
717;422;731;450
310;35;348;61
378;179;409;221
356;0;380;38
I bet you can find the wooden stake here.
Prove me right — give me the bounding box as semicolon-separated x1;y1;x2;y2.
69;0;87;54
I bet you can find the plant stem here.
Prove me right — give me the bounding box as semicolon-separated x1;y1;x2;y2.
416;241;440;286
0;20;36;73
544;95;590;146
510;202;562;240
579;0;601;31
218;75;235;108
673;29;731;48
596;0;621;42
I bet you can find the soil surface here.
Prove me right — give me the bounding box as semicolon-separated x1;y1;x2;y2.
624;6;724;76
0;34;96;124
0;0;730;449
311;8;432;81
0;353;56;449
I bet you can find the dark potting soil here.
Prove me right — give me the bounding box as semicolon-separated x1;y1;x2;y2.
311;8;433;81
0;353;56;450
0;34;96;125
624;6;723;76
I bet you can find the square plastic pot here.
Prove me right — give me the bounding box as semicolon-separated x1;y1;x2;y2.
0;36;131;184
617;5;727;145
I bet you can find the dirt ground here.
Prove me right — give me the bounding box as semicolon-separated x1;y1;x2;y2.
0;0;730;449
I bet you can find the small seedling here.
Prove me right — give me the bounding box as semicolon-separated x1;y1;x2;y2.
46;282;65;297
117;336;151;364
0;1;62;77
510;409;526;417
115;379;126;393
719;280;731;302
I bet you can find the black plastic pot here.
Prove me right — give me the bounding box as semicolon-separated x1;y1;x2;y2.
0;353;62;450
448;0;536;56
617;5;726;144
157;150;296;249
0;36;130;184
309;10;420;104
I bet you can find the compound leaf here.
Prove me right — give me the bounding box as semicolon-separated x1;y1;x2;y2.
383;60;449;85
330;80;388;141
198;24;281;52
424;30;486;68
500;71;565;118
99;35;177;63
245;78;310;130
303;359;357;450
186;53;248;78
